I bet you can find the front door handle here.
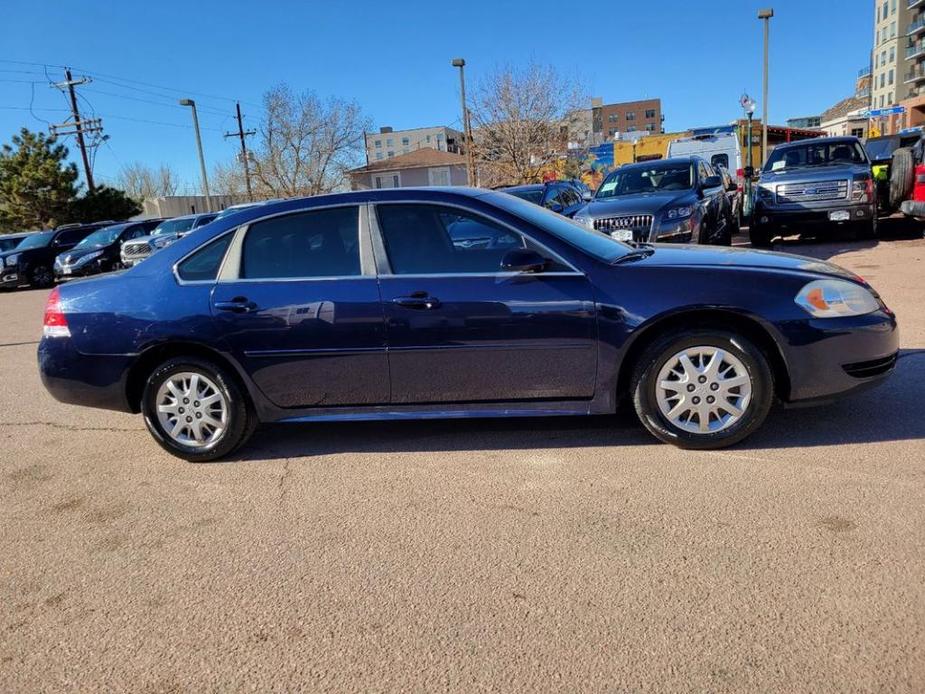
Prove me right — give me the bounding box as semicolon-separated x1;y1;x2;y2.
214;297;257;313
392;293;441;310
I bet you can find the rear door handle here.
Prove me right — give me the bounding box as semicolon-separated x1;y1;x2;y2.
214;297;257;313
392;294;441;310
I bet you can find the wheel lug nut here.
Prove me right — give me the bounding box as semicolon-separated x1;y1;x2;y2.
707;396;715;404
186;416;192;423
195;412;202;419
687;384;696;392
194;401;200;407
692;396;701;404
698;376;707;384
178;407;185;414
183;398;189;404
710;383;719;391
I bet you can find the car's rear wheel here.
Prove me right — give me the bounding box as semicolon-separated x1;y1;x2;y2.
141;357;255;462
30;264;54;289
631;330;774;449
748;224;773;248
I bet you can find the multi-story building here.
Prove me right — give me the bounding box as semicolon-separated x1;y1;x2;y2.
786;116;822;129
871;0;906;110
567;98;665;148
365;125;465;163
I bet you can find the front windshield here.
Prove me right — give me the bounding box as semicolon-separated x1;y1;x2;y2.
595;163;693;199
483;191;630;263
151;217;196;236
74;226;123;249
764;141;868;172
506;189;544;205
13;230;54;251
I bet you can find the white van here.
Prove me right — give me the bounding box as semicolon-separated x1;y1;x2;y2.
667;132;743;184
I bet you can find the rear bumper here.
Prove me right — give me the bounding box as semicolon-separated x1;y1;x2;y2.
777;309;898;403
38;338;134;413
900;199;925;219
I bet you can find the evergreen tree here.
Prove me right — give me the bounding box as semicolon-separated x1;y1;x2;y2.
0;128;78;231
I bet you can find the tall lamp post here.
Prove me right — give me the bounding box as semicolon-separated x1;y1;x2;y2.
758;8;774;166
451;58;476;186
741;94;757;218
179;98;213;212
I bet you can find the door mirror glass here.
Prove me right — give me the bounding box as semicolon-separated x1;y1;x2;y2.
500;248;547;273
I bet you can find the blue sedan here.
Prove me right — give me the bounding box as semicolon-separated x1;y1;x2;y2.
38;188;898;461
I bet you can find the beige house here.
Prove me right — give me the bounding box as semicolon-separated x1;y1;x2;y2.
349;148;468;191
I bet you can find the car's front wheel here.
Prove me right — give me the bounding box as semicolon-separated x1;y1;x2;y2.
30;264;55;289
141;357;256;462
631;330;774;449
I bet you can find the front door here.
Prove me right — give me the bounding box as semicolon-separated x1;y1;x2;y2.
210;205;389;409
373;203;598;404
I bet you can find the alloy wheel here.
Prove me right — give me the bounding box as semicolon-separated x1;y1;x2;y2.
155;371;228;448
654;346;753;434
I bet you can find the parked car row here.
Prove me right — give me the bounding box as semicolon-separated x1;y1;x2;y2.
0;202;275;291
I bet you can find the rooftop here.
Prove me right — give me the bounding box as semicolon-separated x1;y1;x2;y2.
350;147;468;174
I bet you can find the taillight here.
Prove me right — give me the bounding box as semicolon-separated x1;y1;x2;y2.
43;287;70;338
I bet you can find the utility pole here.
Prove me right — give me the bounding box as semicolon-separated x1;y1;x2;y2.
224;102;256;201
50;68;102;193
452;58;476;187
179;99;213;212
759;8;774;166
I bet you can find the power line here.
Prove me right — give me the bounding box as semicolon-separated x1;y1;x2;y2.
81;85;229;116
224;102;256;200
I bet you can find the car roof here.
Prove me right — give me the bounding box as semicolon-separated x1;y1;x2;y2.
774;136;858;150
619;156;701;169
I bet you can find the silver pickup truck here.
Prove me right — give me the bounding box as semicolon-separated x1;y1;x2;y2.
749;136;876;247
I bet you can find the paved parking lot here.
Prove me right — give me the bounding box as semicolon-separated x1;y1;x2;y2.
1;230;924;692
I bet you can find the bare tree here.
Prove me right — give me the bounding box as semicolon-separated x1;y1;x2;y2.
251;84;371;197
116;162;180;200
211;159;248;198
468;63;586;186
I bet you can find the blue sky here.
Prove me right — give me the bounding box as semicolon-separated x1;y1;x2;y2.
0;0;872;190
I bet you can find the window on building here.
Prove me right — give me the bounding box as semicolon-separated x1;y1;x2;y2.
851;127;865;138
882;50;887;65
645;109;656;118
386;138;393;147
645;124;655;132
374;139;382;148
891;21;896;38
626;126;637;132
889;69;894;85
892;0;897;14
890;46;895;62
387;150;394;158
881;73;886;88
608;113;617;123
240;207;361;280
375;152;383;160
626;112;636;121
402;148;409;154
608;128;616;136
402;137;410;146
426;135;432;143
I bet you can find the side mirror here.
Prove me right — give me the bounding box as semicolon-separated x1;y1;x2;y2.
581;191;592;202
743;166;755;178
701;175;722;190
500;248;548;273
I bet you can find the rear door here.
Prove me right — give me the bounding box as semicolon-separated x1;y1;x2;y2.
373;202;597;404
209;204;389;408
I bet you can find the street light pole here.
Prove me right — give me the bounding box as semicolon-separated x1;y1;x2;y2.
759;8;774;166
452;58;476;187
179;98;213;212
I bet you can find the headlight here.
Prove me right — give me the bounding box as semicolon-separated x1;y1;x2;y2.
664;206;693;220
73;250;103;266
152;237;174;249
795;279;879;318
6;254;18;267
573;215;594;230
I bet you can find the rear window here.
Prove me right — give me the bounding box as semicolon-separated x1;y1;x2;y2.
176;233;233;282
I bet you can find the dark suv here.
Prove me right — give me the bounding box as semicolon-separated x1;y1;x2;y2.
0;222;116;289
750;136;876;246
498;181;586;217
573;156;731;245
54;219;164;280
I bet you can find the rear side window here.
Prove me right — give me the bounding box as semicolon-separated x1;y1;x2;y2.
55;228;92;246
177;234;233;282
711;153;729;171
241;206;360;279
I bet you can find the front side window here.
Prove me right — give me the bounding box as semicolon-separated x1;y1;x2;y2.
376;204;565;275
241;206;361;279
177;233;233;282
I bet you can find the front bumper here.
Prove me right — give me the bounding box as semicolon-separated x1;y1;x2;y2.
54;261;104;279
777;309;898;403
753;201;875;232
0;267;21;288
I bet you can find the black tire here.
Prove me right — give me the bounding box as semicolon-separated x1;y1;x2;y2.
141;357;255;462
30;264;54;289
749;224;773;248
631;330;774;450
890;147;914;209
856;215;878;240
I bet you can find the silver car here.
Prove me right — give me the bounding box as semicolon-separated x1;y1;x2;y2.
120;213;217;267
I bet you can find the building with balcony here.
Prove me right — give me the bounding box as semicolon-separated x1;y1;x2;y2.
871;0;909;110
364;125;465;164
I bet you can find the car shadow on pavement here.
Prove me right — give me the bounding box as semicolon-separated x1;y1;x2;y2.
225;348;925;462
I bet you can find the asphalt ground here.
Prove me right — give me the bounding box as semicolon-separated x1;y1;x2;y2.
1;224;923;692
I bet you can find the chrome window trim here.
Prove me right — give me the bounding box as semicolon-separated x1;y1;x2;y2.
217;202;372;283
369;200;582;276
375;271;583;279
172;229;238;286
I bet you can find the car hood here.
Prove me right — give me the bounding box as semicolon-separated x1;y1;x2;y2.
627;243;861;281
758;164;868;183
583;191;693;217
